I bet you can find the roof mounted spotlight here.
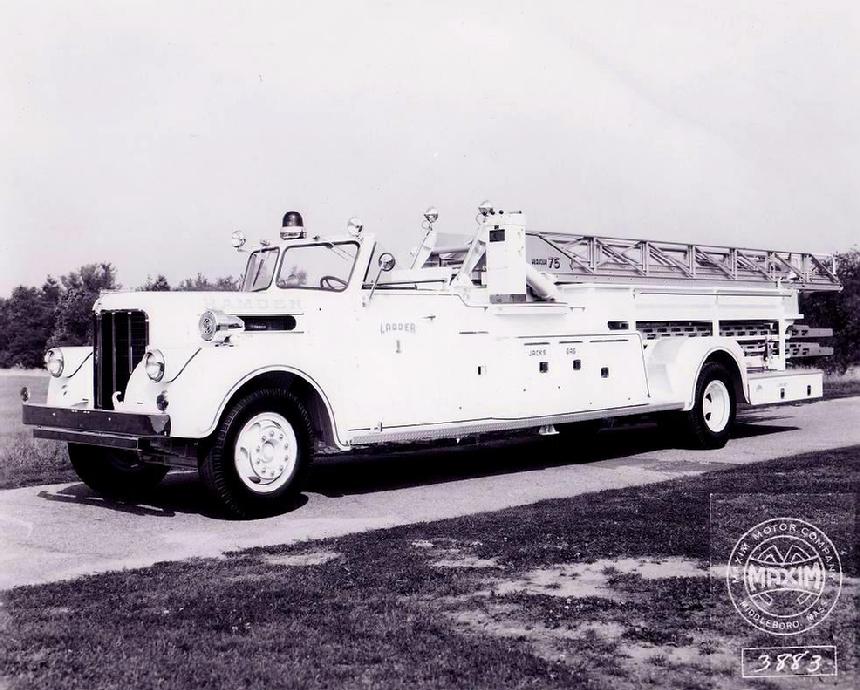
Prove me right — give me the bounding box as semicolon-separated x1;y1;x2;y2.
421;206;439;236
346;217;364;236
280;210;306;240
478;200;494;217
231;230;247;249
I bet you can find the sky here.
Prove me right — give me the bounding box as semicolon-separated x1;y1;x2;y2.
1;1;858;295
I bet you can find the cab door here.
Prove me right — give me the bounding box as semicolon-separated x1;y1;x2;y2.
354;290;474;430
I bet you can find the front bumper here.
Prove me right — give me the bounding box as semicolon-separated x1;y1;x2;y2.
22;403;170;450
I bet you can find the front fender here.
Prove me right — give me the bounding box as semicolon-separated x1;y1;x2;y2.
46;347;93;406
119;342;346;447
644;337;748;410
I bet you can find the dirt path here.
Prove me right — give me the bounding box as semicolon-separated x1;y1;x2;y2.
1;397;858;590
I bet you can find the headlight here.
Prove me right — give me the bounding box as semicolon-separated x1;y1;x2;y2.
144;349;165;382
44;349;64;377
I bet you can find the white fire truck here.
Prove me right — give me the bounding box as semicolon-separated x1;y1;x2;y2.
22;203;839;516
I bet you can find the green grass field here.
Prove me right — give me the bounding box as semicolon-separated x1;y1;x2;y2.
1;446;857;689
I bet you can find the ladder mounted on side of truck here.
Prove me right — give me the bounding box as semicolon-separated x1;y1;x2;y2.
527;232;841;291
407;206;839;368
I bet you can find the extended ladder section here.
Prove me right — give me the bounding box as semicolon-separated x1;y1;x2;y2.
527;232;841;291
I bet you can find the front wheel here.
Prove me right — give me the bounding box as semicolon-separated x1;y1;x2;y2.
681;361;737;449
68;444;168;498
200;388;314;518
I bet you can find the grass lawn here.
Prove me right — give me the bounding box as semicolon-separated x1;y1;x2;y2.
0;373;74;490
823;377;860;400
1;446;856;690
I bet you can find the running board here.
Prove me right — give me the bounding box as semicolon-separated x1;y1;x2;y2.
348;402;683;446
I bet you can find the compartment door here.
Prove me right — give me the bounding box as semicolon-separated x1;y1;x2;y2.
585;336;649;410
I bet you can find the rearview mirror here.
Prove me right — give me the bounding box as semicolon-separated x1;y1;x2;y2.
378;252;396;272
366;252;397;304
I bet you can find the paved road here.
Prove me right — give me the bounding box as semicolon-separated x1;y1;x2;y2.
1;397;858;589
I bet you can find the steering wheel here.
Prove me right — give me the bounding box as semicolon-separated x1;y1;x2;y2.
319;275;348;290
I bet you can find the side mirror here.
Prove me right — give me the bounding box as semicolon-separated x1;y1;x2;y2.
367;252;397;303
378;252;396;272
231;231;247;250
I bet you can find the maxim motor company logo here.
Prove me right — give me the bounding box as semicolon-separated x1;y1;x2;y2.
727;518;842;635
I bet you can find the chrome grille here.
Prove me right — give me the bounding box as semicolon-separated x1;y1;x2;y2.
94;310;148;409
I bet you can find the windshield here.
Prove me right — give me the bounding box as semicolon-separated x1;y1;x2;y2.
277;242;359;292
242;248;280;292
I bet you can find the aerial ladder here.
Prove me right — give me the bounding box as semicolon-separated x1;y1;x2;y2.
406;206;839;374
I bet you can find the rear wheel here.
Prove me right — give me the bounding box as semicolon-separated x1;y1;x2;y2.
200;388;313;518
681;361;737;449
68;444;168;498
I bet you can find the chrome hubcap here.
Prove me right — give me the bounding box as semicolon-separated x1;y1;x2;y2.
702;380;731;433
234;412;297;493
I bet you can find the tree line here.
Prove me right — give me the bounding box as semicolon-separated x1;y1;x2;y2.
0;264;238;368
800;249;860;373
0;251;857;372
